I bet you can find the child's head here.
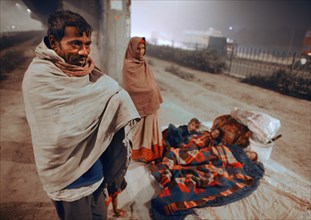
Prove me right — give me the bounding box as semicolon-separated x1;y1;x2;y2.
210;128;223;140
188;118;200;132
245;150;258;162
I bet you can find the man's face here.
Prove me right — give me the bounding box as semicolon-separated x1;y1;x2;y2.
50;26;92;66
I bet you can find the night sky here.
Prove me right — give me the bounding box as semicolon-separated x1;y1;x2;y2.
131;0;311;52
1;0;310;52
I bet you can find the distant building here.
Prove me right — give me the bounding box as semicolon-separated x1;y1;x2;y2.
181;29;227;54
207;36;227;55
150;31;173;46
148;28;228;54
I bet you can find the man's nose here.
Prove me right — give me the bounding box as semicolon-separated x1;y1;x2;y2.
78;46;89;56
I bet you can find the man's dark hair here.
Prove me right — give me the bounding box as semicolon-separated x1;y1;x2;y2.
47;10;93;41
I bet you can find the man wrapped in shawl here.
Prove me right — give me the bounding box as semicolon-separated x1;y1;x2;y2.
22;10;140;219
122;37;163;162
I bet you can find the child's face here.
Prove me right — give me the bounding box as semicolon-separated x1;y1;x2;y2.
188;121;199;132
246;151;257;161
211;129;220;139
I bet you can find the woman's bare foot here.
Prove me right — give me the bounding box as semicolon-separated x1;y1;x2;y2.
114;209;126;217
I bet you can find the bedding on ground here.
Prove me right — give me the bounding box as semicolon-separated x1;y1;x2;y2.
149;131;264;219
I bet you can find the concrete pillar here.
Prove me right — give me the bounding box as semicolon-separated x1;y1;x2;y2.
99;0;131;82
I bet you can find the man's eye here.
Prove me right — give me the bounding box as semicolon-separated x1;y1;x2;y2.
71;42;81;47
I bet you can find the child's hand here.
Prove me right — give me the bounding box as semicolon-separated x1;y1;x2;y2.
194;139;204;145
191;134;198;139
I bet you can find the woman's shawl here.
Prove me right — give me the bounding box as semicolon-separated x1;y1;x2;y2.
22;39;140;193
122;37;163;117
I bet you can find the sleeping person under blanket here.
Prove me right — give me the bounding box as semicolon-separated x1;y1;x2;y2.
162;120;224;160
187;127;223;148
149;132;265;219
165;118;200;148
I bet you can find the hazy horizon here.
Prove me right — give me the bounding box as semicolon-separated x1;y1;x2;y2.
131;0;311;52
1;0;310;53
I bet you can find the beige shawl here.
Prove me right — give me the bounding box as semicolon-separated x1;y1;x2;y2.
122;37;163;117
22;39;140;193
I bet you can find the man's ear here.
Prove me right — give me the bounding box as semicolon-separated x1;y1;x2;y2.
48;35;58;51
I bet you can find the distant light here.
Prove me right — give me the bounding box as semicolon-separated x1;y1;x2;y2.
229;26;233;31
27;8;31;13
15;3;21;7
11;25;16;29
300;58;307;65
227;38;234;43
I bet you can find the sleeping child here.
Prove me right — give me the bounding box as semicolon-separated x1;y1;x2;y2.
245;150;258;162
165;118;201;148
188;127;223;148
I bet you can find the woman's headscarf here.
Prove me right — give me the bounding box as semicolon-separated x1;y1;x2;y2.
122;37;163;117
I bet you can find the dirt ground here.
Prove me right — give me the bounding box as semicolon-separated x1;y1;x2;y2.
0;38;310;219
153;57;311;179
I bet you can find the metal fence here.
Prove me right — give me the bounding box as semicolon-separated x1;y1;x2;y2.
148;40;310;80
225;46;310;78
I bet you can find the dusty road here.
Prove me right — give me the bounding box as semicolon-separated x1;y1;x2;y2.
0;37;310;219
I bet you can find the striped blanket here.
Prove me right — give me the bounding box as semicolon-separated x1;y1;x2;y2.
149;131;264;219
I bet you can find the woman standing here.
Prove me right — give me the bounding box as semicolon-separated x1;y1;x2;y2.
122;37;163;162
